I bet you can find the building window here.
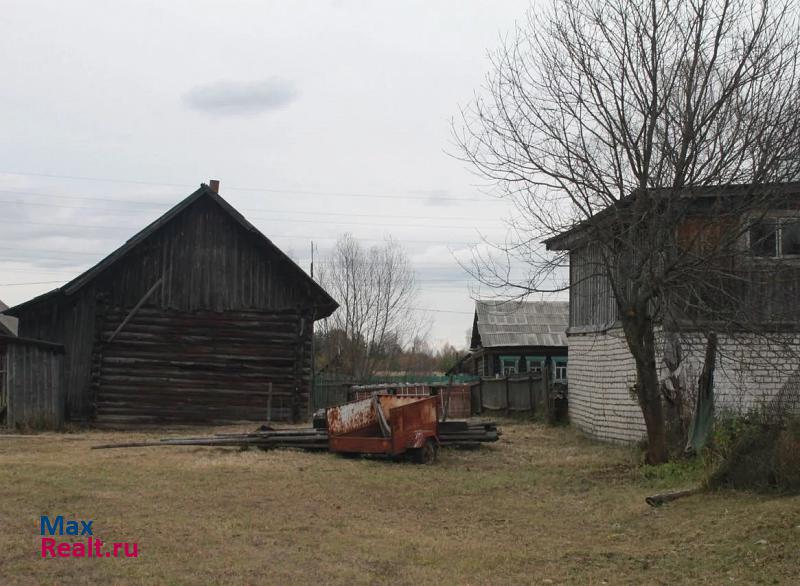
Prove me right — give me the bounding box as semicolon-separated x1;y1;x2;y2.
500;356;519;376
749;218;800;258
553;357;568;382
526;356;544;376
477;355;488;377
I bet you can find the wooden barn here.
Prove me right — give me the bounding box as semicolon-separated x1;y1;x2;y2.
4;182;338;426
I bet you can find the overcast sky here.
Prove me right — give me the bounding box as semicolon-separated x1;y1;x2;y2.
0;0;546;348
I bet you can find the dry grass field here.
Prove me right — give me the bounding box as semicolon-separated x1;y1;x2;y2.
0;421;798;585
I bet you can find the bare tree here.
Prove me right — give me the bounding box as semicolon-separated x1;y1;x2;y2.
456;0;800;462
316;234;423;379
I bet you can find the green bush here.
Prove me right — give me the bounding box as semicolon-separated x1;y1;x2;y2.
773;417;800;490
707;413;800;493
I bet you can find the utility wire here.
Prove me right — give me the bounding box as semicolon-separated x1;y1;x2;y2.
0;199;494;230
0;280;64;286
0;171;485;202
0;223;477;245
0;189;502;223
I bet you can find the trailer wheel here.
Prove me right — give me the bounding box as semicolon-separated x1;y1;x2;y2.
411;439;438;464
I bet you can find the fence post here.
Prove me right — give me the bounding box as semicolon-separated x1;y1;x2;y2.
441;375;453;422
529;373;535;416
505;375;511;417
543;364;552;422
266;382;273;425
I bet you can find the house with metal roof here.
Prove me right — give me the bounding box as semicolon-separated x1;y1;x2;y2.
462;300;569;381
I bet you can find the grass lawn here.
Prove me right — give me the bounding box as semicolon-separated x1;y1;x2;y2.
0;421;798;585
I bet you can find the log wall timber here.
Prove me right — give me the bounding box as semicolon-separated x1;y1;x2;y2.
94;307;312;426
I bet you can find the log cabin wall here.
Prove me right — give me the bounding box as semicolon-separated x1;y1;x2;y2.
12;189;334;425
93;307;312;426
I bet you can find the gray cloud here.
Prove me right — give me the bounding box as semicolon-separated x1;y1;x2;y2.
409;189;457;207
183;78;298;116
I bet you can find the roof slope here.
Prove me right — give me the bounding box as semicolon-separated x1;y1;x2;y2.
473;300;569;348
6;185;338;318
0;299;19;336
545;181;800;251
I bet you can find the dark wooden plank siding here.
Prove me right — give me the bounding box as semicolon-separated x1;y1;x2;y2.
96;196;314;313
569;245;618;329
4;341;64;429
93;307;312;426
14;291;96;421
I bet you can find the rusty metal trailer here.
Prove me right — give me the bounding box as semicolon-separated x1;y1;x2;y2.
326;394;439;463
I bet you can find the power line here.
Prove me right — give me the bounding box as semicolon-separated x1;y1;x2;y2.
0;199;494;230
0;222;478;245
0;189;503;223
0;170;486;202
407;306;474;315
0;278;478;314
0;280;64;286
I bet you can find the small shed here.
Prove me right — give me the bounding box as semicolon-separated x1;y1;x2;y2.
5;182;338;426
462;300;569;380
0;335;64;429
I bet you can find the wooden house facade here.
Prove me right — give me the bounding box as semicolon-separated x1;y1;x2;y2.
545;183;800;443
5;183;338;426
462;300;569;381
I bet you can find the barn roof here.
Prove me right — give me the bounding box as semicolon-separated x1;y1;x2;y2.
5;184;338;318
472;300;569;349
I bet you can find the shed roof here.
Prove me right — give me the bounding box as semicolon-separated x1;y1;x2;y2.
0;299;19;336
544;181;800;250
472;300;569;349
5;184;338;318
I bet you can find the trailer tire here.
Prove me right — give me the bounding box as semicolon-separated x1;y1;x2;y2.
411;439;438;464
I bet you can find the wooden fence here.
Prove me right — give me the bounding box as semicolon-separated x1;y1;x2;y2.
471;367;561;418
0;335;65;429
312;373;563;420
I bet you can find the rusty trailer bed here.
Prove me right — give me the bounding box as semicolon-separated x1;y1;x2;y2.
326;394;439;461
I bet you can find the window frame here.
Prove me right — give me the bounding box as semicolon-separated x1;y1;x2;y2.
500;355;520;376
526;356;545;376
552;356;568;382
748;214;800;259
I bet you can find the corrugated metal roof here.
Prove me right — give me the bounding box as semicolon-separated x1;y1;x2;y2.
475;300;568;348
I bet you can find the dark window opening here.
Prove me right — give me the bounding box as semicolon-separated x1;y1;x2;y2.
782;220;800;256
750;220;777;257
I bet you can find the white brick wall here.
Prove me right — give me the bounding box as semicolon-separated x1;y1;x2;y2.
567;329;646;443
568;328;800;444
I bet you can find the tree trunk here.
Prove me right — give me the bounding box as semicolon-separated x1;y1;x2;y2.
637;360;669;464
623;316;669;464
